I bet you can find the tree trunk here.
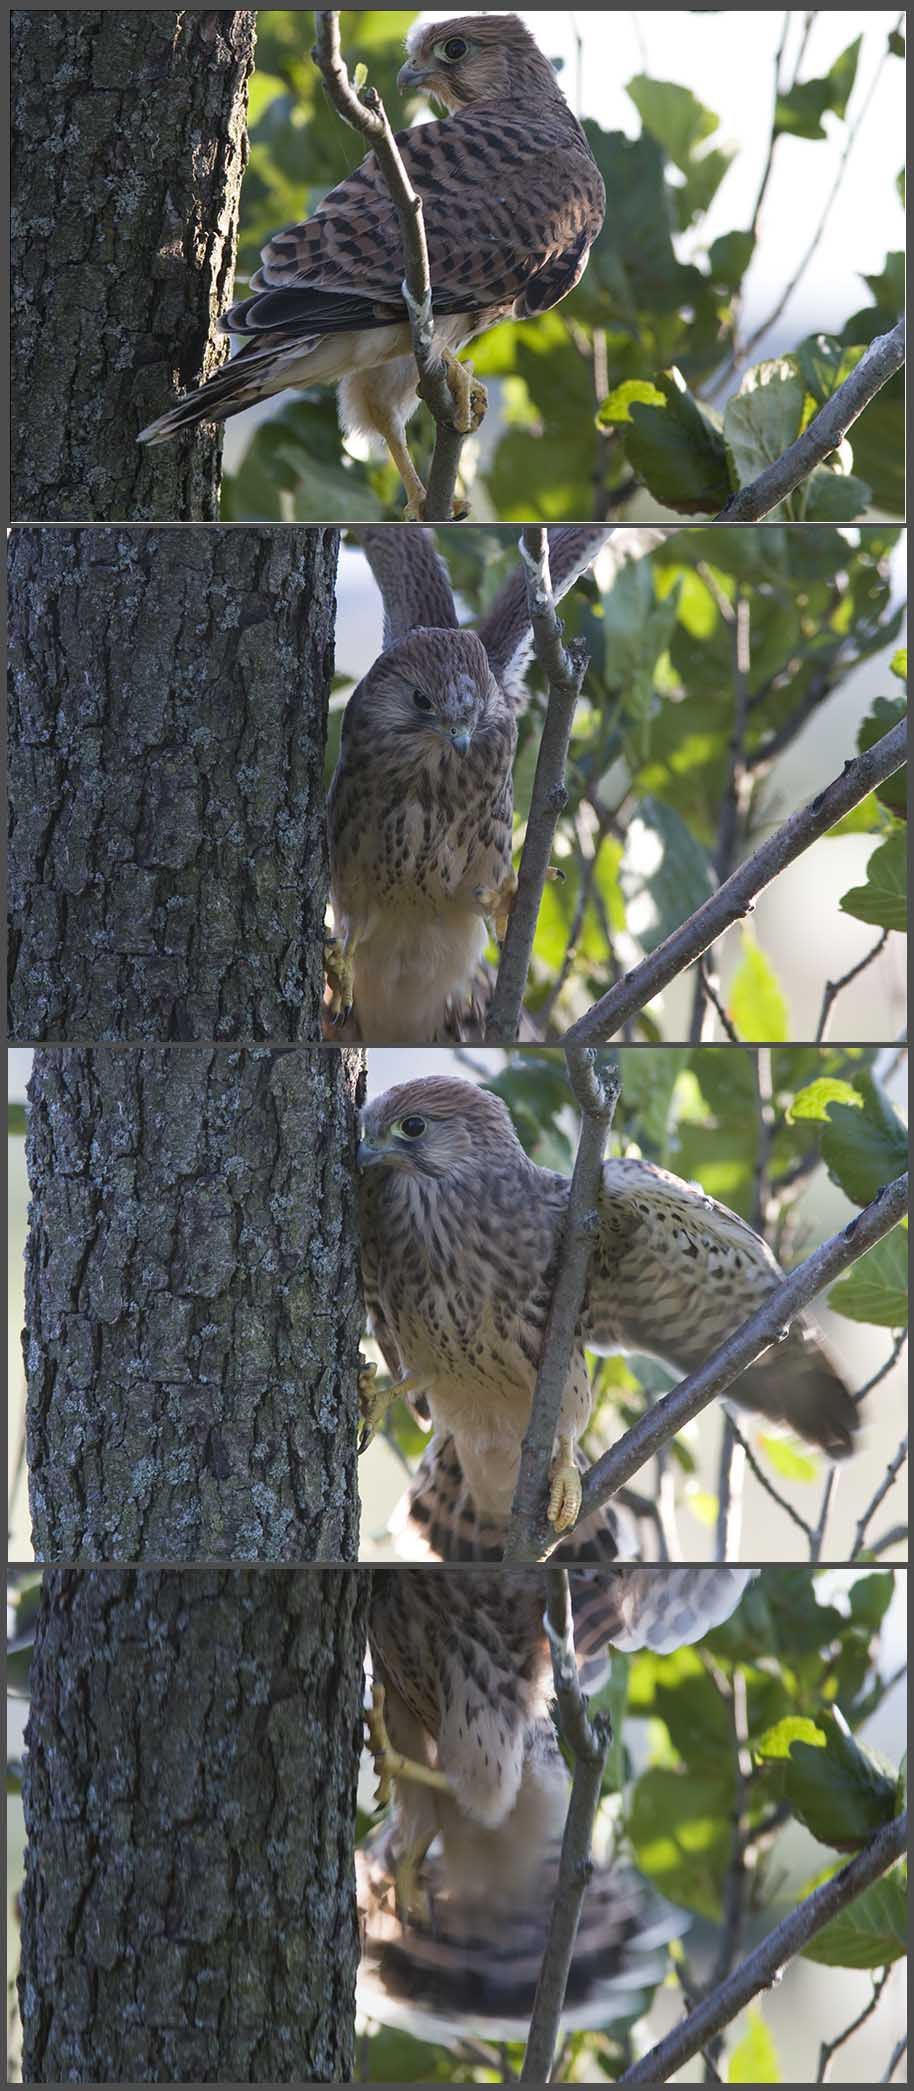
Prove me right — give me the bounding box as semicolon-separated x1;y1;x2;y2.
11;10;255;521
19;1566;369;2083
8;527;339;1041
24;1048;364;1562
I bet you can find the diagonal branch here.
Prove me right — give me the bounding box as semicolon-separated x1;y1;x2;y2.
502;1050;621;1560
578;1172;909;1528
562;719;906;1045
620;1811;907;2084
311;12;477;520
520;1567;611;2084
485;530;590;1044
715;319;905;522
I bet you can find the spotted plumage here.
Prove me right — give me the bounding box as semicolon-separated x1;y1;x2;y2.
137;15;605;514
327;526;611;1043
358;1566;750;2044
358;1077;859;1553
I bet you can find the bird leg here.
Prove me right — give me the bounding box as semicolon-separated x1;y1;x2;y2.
474;866;518;942
547;1432;583;1535
419;349;488;438
358;1364;427;1452
323;931;355;1025
365;1682;453;1810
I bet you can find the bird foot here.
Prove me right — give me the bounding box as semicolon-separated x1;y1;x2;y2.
365;1682;453;1812
418;350;488;439
475;867;518;943
548;1437;582;1535
323;932;354;1026
357;1361;397;1454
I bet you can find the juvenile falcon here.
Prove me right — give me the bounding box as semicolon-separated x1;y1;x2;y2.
357;1566;751;2042
138;14;606;516
326;524;612;1043
357;1077;859;1550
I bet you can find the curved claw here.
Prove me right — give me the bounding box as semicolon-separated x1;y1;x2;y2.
324;932;354;1026
548;1439;582;1535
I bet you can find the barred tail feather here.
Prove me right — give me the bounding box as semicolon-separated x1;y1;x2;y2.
137;339;316;446
390;1430;636;1564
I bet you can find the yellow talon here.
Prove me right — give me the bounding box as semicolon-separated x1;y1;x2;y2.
357;1361;397;1453
476;867;518;943
324;932;354;1025
548;1437;582;1534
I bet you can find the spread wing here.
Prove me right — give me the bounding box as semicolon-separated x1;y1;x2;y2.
355;527;459;648
223;109;604;345
585;1158;858;1456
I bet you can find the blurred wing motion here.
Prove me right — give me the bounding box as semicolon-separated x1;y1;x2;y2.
358;1566;751;2047
590;1157;858;1457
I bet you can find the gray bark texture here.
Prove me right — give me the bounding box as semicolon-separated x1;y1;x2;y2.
9;527;339;1041
11;9;255;521
24;1047;365;1562
19;1566;369;2083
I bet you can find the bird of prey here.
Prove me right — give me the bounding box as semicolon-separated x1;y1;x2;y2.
357;1565;752;2044
326;524;612;1044
137;14;606;517
357;1077;858;1552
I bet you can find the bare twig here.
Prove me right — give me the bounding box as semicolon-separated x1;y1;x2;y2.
817;1967;894;2082
850;1436;908;1561
577;1173;909;1525
502;1050;621;1561
311;13;477;520
619;1812;908;2084
715;319;906;522
520;1568;611;2083
485;530;589;1044
562;719;906;1045
883;2033;908;2081
816;930;892;1042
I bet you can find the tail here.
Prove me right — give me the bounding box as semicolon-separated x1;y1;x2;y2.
137;337;308;447
726;1322;859;1458
568;1567;755;1690
389;1430;636;1564
357;1828;685;2044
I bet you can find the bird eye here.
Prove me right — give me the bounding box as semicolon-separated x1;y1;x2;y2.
398;1116;427;1139
435;35;468;61
412;689;433;712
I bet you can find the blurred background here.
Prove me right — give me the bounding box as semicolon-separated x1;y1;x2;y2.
220;10;906;521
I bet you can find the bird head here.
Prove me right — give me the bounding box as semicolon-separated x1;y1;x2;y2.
362;628;496;760
397;14;560;110
359;1077;518;1180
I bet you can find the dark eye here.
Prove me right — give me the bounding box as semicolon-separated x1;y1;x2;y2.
399;1116;427;1139
412;689;433;712
443;36;468;60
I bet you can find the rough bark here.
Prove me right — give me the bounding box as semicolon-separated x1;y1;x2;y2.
24;1048;365;1562
11;10;255;521
19;1566;369;2083
9;528;339;1041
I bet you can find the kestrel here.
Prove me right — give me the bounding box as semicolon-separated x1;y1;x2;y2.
357;1565;751;2042
326;524;611;1044
137;14;606;517
357;1077;858;1554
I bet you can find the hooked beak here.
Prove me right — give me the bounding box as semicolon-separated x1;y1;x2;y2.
449;727;472;756
397;59;428;93
357;1136;385;1171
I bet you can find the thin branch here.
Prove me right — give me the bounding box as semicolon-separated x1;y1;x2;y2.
311;13;477;520
562;719;906;1045
715;319;906;522
816;930;892;1042
740;19;905;366
485;530;589;1044
619;1811;907;2084
850;1436;908;1561
577;1172;909;1526
502;1050;621;1561
723;1416;818;1546
883;2033;908;2081
745;12;792;242
817;1967;894;2082
520;1568;611;2084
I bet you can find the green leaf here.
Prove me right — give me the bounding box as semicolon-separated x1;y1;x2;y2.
891;649;907;683
856;696;907;821
802;1867;907;1967
819;1071;908;1208
848;1573;895;1632
598;368;730;515
724;360;806;491
625;74;735;226
727;933;790;1042
829;1225;907;1327
756;1709;898;1848
8;1103;26;1136
775;38;862;138
758;1438;819;1484
707;230;756;294
728;2009;780;2083
787;1078;862;1124
840;831;906;932
620;798;715;952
